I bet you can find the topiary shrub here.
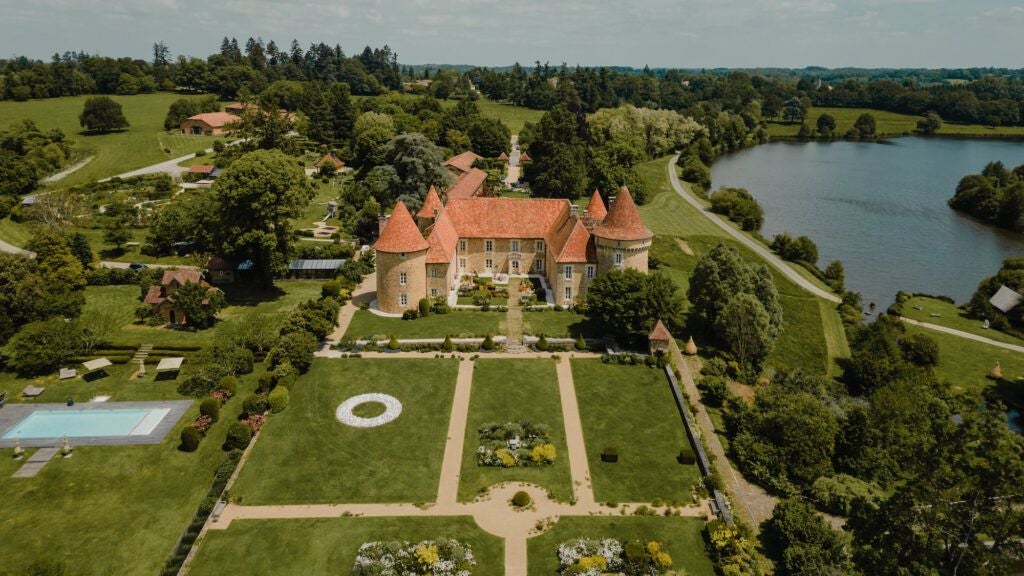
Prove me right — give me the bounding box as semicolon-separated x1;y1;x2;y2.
387;335;400;351
536;334;549;351
418;297;431;317
601;447;619;463
224;422;253;450
180;426;202;452
242;393;268;418
575;334;587;350
321;280;342;299
401;309;418;320
481;334;495;351
442;335;454;352
268;386;290;413
511;491;532;508
218;375;239;396
199;398;220;422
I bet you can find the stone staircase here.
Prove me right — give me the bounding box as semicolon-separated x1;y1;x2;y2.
132;344;153;365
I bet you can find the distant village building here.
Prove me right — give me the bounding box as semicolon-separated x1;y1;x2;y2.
373;186;652;314
180;112;240;136
143;269;221;324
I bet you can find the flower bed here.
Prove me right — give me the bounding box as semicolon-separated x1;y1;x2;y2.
557;538;674;576
476;421;557;467
353;539;476;576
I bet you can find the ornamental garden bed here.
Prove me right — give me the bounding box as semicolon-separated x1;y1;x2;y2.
354;539;476;575
475;421;556;468
457;359;574;501
556;538;673;576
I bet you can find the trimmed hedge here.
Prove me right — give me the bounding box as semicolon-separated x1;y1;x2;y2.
179;426;202;452
268;386;290;413
601;447;619;463
224;422;253;450
199;398;220;422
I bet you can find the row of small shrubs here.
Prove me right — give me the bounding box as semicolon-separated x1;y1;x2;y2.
601;353;666;368
179;378;237;452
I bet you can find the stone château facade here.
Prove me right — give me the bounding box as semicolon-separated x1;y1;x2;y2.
373;185;652;314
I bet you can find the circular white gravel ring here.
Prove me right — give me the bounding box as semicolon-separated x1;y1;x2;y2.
336;393;403;428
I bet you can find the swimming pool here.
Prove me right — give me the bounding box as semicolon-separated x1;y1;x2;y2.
1;408;171;440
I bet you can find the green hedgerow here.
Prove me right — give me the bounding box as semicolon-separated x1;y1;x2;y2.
199;397;220;422
180;426;202;452
268;386;290;413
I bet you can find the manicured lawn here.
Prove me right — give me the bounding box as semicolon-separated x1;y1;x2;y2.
521;311;597;338
84;281;323;348
895;295;1024;346
0;216;32;247
0;362;188;405
475;99;544;135
344;309;504;340
189;516;504;576
572;360;701;503
637;157;722;239
0;93;225;187
902;323;1024;396
766;107;1024;139
527;516;715;576
0;397;240;576
230;358;458;503
458;359;573;502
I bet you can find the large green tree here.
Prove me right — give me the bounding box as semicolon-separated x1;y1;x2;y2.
523;102;589;200
381;133;452;210
79;96;129;132
583;268;685;340
718;292;775;370
766;498;855;576
212;149;315;285
353;111;395;168
171;281;225;328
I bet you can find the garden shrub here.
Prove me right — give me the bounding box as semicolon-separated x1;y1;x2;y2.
199;398;220;422
242;393;268;418
268;331;317;373
419;297;431;317
387;335;400;350
481;334;495;351
268;386;290;413
180;426;202;452
321;280;342;299
224;422;253;450
698;376;730;408
810;474;884;516
575;334;587;350
536;334;549;351
442;335;454;352
402;309;419;320
512;491;532;507
678;444;696;465
601;447;619;463
702;356;728;377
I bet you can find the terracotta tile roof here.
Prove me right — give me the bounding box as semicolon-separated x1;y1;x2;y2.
143;285;165;305
161;269;207;287
205;256;232;270
417;185;443;218
426;208;459;263
374;202;429;253
314;152;345;169
444;151;484;174
497;152;509;161
593;186;652;241
185;112;240;128
446;168;487;200
225;102;258;113
188;165;215;174
550;218;595;263
586;189;607;222
445;197;570;239
649;320;673;341
519;151;531;162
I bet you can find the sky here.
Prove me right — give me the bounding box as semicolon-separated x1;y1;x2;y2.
1;0;1023;69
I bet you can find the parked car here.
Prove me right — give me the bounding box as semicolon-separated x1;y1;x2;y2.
128;262;148;271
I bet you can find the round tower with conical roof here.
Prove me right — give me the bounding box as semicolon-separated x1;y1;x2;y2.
375;201;429;314
592;186;653;276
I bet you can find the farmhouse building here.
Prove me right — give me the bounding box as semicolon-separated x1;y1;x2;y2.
143;269;222;324
373;186;652;314
180;112;239;136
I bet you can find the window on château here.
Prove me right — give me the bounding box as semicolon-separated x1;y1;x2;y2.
399;272;407;285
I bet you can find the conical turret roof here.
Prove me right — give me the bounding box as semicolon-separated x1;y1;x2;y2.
593;186;652;241
374;202;429;253
587;189;608;221
417;186;443;219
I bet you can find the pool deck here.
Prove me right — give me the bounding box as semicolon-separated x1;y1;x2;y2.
0;400;192;448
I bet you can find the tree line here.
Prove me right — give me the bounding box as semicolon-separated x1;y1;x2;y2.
948;160;1024;233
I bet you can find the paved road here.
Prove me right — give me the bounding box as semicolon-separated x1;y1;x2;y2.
667;155;841;304
0;240;190;270
901;317;1024;353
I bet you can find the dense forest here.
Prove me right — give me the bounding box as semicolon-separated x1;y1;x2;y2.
948;161;1024;233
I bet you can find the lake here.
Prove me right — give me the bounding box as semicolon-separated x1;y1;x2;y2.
711;138;1024;308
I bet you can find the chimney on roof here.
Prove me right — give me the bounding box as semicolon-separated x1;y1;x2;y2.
433;208;439;219
378;214;390;237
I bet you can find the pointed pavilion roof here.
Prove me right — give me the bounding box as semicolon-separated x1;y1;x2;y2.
519;151;532;162
497;151;509;161
593;186;653;241
649;320;672;342
586;189;608;221
417;186;443;219
374;202;429;253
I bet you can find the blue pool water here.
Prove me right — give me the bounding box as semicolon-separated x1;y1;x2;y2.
2;408;170;439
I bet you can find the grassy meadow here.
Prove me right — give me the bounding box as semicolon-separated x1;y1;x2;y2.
0;92;225;187
767;106;1024;139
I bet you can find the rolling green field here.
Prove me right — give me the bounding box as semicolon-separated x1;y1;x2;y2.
458;359;574;502
0;93;224;187
527;516;715;576
0;399;240;576
638;156;844;374
903;323;1024;395
894;295;1024;347
572;360;701;503
344;308;504;340
189;517;504;576
767;107;1024;139
475;99;544;134
230;358;458;504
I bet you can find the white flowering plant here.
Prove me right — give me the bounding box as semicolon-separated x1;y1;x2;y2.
353;539;475;576
476;421;557;468
555;538;675;576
